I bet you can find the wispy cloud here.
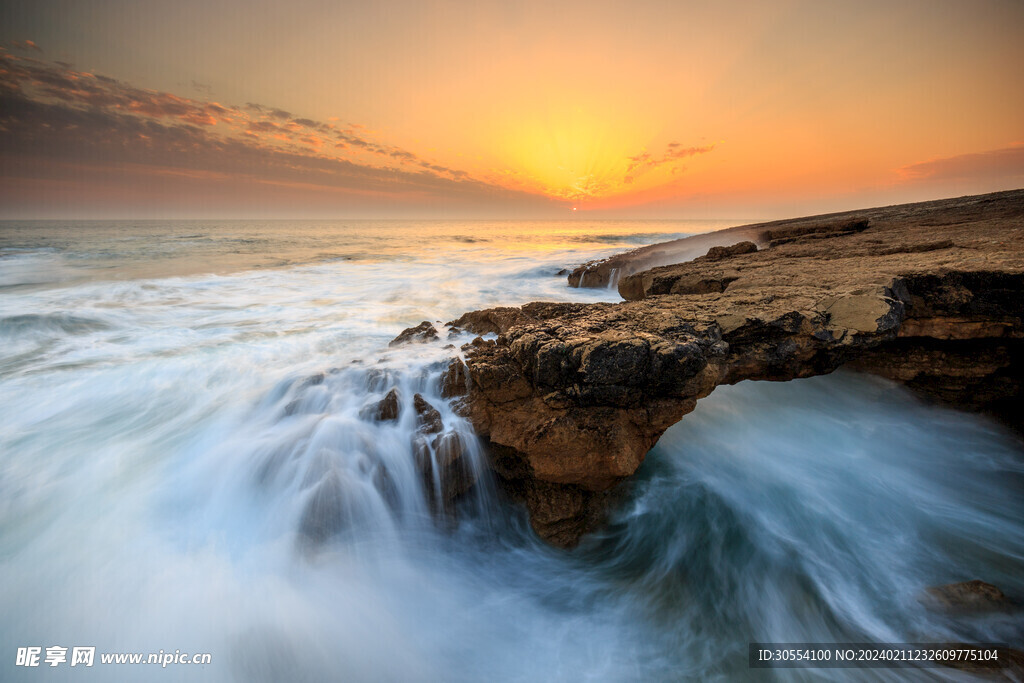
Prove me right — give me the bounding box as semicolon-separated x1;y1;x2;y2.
898;144;1024;182
0;50;557;215
11;40;42;53
624;142;716;184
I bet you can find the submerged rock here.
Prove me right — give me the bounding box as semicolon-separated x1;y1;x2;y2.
924;580;1012;612
298;470;349;546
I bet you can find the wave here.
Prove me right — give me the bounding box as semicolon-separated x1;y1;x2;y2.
0;313;112;337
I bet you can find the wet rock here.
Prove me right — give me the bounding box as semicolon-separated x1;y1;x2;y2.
440;358;470;398
372;463;400;512
433;431;478;503
298;470;349;546
454;190;1024;547
413;393;443;434
298;372;325;389
389;321;439;346
361;387;401;421
447;307;533;336
411;430;478;515
924;580;1012;612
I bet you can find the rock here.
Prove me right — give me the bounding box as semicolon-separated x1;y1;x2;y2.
454;189;1024;547
448;307;534;336
413;393;443;434
298;470;349;546
362;387;401;422
440;358;470;398
761;218;870;246
433;431;477;501
705;240;757;261
413;430;478;515
372;463;400;511
567;225;767;289
924;580;1012;612
389;321;439;346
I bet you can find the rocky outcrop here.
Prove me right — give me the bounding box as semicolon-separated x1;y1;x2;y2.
389;321;439;346
450;190;1024;547
567;226;767;288
362;387;401;421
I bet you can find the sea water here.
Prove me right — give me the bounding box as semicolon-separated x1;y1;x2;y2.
1;220;1021;681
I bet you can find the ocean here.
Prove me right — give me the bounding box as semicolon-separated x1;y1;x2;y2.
1;219;1022;681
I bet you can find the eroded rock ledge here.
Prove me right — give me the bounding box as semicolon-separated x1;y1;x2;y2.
443;190;1024;547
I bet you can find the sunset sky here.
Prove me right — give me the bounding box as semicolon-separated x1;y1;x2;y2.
1;0;1022;219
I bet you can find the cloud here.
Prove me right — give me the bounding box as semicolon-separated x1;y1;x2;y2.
191;80;213;96
0;52;558;215
11;40;43;53
623;142;716;183
898;144;1024;182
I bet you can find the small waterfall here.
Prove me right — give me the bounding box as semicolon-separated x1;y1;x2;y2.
606;267;620;291
246;346;495;551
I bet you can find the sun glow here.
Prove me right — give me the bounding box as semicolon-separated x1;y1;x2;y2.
489;117;636;201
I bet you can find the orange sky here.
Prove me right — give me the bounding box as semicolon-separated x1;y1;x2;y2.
1;0;1022;218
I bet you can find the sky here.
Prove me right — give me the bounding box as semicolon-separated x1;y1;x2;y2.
1;0;1022;219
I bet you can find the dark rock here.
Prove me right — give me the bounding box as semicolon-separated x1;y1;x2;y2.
447;307;533;336
761;218;870;245
433;431;478;503
298;372;325;388
362;387;400;421
413;393;443;434
372;463;400;511
298;470;348;546
440;358;470;398
924;580;1012;612
412;431;478;515
389;321;439;347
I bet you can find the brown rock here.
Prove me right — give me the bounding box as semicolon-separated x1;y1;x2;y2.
362;387;401;422
389;321;439;346
413;393;443;434
440;358;470;398
923;580;1012;612
705;240;757;261
455;190;1024;546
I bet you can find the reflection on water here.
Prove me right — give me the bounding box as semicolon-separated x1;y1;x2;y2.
0;218;739;284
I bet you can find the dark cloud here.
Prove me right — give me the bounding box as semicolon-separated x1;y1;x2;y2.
0;53;557;215
12;40;43;53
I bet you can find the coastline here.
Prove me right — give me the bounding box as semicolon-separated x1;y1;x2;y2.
433;189;1024;546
